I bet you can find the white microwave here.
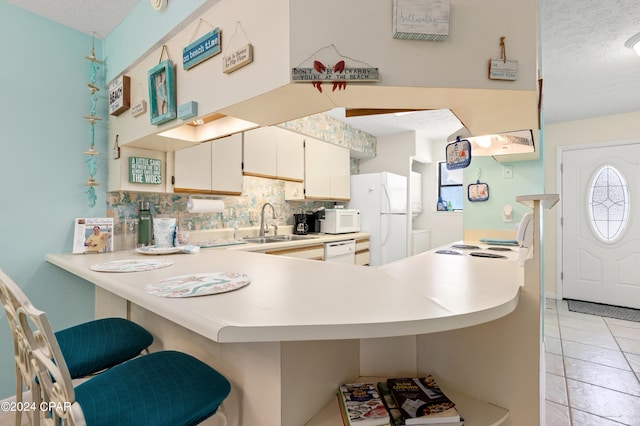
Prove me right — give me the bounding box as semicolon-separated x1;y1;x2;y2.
321;209;360;234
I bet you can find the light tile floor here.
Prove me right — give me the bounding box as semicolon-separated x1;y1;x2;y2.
545;298;640;425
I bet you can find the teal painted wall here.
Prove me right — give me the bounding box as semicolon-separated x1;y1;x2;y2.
0;2;107;397
104;0;207;82
0;0;207;399
463;151;544;231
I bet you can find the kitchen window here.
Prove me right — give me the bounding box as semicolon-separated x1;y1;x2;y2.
438;162;463;210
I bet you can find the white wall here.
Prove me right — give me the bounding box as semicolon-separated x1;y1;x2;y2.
425;140;463;247
289;0;538;92
358;131;415;177
543;111;640;297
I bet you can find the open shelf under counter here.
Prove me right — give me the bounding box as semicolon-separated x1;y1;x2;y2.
306;377;508;426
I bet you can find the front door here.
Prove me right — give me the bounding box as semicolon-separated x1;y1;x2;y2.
562;142;640;309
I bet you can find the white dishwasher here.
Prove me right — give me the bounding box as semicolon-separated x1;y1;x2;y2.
324;239;356;263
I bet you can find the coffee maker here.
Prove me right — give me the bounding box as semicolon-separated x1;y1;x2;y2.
305;208;325;233
293;214;308;235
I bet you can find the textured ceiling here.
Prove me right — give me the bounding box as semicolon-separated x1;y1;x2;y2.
3;0;140;39
5;0;639;133
542;0;640;124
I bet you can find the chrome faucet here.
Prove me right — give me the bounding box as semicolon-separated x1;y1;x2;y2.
259;203;277;236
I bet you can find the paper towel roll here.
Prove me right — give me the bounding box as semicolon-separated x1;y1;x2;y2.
187;198;225;213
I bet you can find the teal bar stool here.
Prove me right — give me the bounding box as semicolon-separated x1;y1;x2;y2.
0;269;153;426
20;300;231;426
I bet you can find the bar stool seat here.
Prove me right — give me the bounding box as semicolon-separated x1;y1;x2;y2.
55;317;153;378
74;350;231;426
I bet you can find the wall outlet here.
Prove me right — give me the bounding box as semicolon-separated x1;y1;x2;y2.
503;165;513;179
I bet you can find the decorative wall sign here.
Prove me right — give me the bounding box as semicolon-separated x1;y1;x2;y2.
223;43;253;74
129;156;162;184
292;61;378;93
489;59;518;81
392;0;450;41
488;37;518;81
445;137;471;169
468;181;489;202
148;59;176;125
292;63;378;83
182;28;221;70
108;75;130;116
131;100;147;117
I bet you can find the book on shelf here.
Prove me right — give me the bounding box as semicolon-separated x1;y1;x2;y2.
386;376;461;425
377;381;405;426
338;382;391;426
378;381;464;426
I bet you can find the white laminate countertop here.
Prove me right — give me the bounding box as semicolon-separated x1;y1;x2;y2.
45;240;523;344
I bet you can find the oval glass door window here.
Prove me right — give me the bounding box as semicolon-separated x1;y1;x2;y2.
587;165;630;243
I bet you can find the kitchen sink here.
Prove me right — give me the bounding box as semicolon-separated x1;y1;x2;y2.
269;234;317;241
243;235;318;244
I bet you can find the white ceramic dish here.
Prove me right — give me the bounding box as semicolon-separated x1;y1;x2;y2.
135;246;184;255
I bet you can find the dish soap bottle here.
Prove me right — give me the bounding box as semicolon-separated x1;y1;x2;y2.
137;201;153;247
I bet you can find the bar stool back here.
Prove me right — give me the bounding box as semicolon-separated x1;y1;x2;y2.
0;269;153;426
2;269;231;426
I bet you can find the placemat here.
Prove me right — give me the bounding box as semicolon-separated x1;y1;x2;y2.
145;272;250;298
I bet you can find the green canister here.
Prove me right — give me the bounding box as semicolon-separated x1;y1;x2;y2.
137;201;153;247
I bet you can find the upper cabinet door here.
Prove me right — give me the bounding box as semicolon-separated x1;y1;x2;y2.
243;127;278;179
304;138;351;201
331;144;351;200
174;142;213;192
211;133;243;195
173;133;243;195
275;128;304;182
304;138;334;200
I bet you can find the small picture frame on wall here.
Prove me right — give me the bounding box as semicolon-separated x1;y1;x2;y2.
148;60;176;125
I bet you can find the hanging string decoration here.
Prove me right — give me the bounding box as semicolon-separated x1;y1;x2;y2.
83;37;103;207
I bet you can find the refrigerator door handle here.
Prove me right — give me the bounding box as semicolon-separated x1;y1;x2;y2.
381;184;392;246
382;184;391;214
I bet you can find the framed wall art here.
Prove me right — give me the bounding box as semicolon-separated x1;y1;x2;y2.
148;60;176;125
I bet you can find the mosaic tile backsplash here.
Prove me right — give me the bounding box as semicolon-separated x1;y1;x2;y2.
107;176;335;246
280;112;376;157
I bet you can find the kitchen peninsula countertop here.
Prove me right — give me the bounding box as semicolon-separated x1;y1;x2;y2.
45;240;523;344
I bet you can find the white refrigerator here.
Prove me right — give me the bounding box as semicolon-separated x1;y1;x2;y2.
348;172;408;266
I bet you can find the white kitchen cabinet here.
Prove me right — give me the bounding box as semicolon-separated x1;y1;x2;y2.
243;127;304;182
275;128;304;181
174;133;243;195
304;138;350;201
243;127;277;178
